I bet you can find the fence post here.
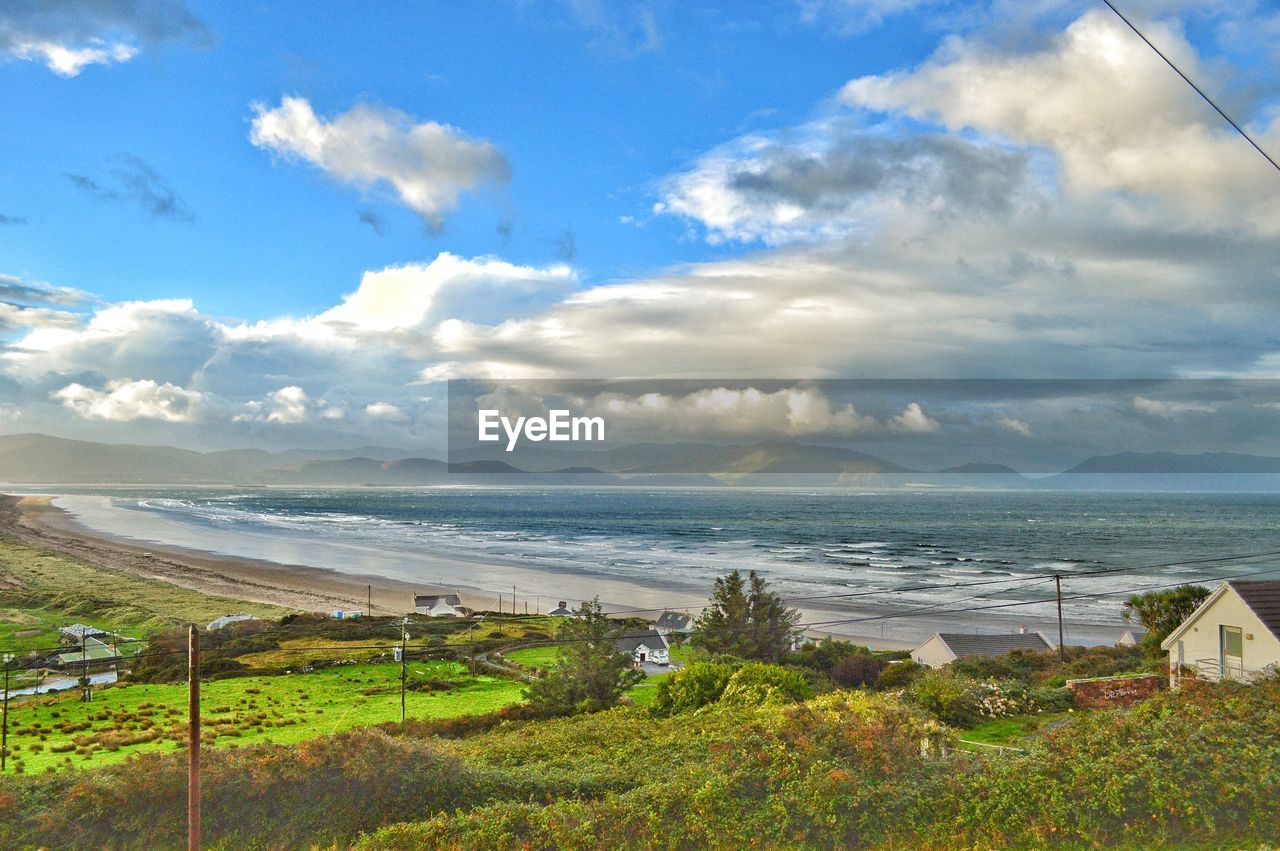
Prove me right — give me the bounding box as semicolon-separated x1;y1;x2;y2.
188;625;201;851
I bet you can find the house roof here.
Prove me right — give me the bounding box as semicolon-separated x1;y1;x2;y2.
1228;580;1280;640
547;603;576;616
207;614;258;631
931;632;1053;658
614;629;668;655
415;594;462;608
59;624;106;639
655;611;693;631
56;637;120;664
1161;579;1280;649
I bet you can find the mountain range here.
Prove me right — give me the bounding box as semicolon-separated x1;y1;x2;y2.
3;432;1280;489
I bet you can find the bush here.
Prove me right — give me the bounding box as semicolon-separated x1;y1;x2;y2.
905;668;980;726
720;663;814;706
874;659;923;690
650;660;738;716
831;653;888;688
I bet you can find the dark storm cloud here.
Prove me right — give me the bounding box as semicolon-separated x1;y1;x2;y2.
0;0;211;54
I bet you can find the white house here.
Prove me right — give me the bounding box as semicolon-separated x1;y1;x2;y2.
1161;580;1280;685
911;631;1054;668
547;601;577;617
414;593;463;618
615;629;670;665
1117;627;1148;647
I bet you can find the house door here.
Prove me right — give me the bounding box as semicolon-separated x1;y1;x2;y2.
1220;625;1244;680
638;652;647;662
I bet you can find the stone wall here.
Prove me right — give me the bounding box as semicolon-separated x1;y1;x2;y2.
1066;673;1162;709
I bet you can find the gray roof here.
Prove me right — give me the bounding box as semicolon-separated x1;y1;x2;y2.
415;594;462;608
655;611;694;631
1231;580;1280;640
59;624;106;639
547;602;576;616
936;632;1053;658
614;629;668;655
207;614;258;631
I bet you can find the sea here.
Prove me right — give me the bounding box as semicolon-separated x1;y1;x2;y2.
39;487;1280;643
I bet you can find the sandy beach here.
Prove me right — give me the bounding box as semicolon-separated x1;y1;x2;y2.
0;491;1133;649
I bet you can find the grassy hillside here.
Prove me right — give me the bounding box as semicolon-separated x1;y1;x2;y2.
2;676;1276;849
0;532;288;654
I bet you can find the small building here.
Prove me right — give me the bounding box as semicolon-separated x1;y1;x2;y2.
415;593;463;618
331;609;364;619
615;629;669;666
56;637;126;673
207;614;260;631
911;631;1053;668
1161;579;1280;684
547;601;577;617
654;610;695;636
59;624;107;643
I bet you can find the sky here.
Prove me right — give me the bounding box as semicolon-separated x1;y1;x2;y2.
2;0;1280;453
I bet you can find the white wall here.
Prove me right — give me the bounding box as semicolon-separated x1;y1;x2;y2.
912;635;956;669
1168;587;1280;682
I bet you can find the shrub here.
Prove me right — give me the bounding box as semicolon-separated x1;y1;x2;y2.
831;653;889;688
720;663;814;706
650;660;739;716
905;668;980;726
874;659;923;690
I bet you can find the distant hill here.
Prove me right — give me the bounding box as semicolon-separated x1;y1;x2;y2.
0;433;438;485
1064;451;1280;474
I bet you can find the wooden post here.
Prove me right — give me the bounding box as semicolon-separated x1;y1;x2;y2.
367;584;372;617
1055;575;1066;662
188;625;201;851
1;663;9;773
400;619;408;724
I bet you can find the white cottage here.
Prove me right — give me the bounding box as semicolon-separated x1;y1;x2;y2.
1161;580;1280;685
415;593;463;618
911;631;1053;668
615;629;669;666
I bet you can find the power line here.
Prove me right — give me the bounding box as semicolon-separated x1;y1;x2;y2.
1100;0;1280;176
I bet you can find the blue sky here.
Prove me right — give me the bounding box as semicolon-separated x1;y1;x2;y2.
2;1;1280;451
1;1;942;318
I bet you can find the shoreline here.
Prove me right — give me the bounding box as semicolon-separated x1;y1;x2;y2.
0;492;1127;650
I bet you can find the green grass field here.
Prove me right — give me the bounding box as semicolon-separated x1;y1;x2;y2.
959;711;1074;749
2;660;525;775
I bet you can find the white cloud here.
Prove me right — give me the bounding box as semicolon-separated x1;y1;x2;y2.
0;1;207;77
840;10;1280;231
250;97;510;228
318;253;575;333
266;386;309;424
1132;396;1216;415
13;39;137;77
52;379;204;423
888;401;940;433
364;401;409;422
995;413;1033;436
591;386;877;438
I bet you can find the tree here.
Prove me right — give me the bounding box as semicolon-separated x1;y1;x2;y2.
831;653;889;688
1122;584;1211;657
692;570;800;663
524;598;644;714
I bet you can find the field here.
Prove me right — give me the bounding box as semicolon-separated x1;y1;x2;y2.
0;532;287;655
2;660;524;774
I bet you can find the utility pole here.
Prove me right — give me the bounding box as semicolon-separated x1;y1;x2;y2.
1055;575;1066;662
399;617;409;724
512;585;517;615
367;584;372;617
1;654;12;773
188;625;201;851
